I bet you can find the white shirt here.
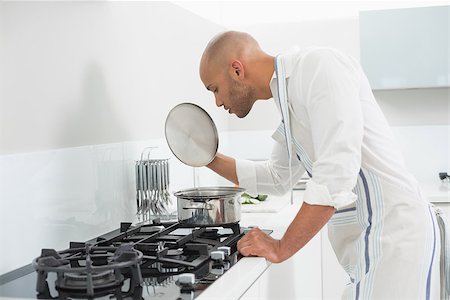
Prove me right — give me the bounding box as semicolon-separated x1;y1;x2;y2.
235;47;419;210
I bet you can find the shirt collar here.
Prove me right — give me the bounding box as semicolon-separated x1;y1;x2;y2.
270;46;300;84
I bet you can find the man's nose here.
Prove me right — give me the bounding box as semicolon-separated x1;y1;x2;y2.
215;96;223;108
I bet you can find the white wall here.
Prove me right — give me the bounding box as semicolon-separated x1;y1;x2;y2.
0;2;226;155
374;88;449;126
0;2;4;127
174;1;449;28
0;2;225;275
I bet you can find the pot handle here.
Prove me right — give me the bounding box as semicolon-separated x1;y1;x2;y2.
182;206;213;210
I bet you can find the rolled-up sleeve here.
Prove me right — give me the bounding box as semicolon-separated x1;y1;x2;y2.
300;49;363;209
235;133;305;196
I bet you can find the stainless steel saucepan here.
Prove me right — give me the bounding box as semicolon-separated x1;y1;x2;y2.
174;187;245;225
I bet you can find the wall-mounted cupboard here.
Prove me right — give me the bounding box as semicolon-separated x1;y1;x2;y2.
360;6;449;90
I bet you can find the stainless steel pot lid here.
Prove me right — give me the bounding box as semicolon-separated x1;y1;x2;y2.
165;103;218;167
174;186;245;200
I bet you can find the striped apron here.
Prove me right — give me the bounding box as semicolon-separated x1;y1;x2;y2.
274;55;446;299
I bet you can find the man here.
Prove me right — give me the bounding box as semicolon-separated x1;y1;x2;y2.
199;31;441;299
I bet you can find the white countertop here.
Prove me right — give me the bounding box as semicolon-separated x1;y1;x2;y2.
197;257;270;300
240;194;291;213
419;181;450;203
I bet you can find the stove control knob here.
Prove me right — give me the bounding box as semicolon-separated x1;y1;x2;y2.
217;246;231;256
211;265;224;276
178;273;195;286
210;250;225;261
180;292;194;300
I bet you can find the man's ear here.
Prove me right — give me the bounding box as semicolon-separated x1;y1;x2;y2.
231;60;244;80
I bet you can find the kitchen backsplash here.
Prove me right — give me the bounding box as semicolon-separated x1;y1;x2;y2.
0;137;218;275
392;125;449;181
0;130;243;275
0;125;448;275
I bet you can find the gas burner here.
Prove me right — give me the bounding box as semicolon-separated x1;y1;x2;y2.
158;250;187;274
166;249;184;259
32;243;143;299
59;270;121;290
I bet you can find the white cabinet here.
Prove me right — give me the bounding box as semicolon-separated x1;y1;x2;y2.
240;232;322;300
360;6;449;90
262;233;322;300
240;192;322;299
239;276;262;300
239;226;346;300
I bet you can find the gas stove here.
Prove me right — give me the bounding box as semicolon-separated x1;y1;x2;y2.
0;220;268;300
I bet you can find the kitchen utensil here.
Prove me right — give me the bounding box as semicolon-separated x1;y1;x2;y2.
135;147;171;221
165;103;218;167
175;186;245;225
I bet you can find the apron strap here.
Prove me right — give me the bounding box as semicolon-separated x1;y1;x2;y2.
274;55;293;204
430;203;450;298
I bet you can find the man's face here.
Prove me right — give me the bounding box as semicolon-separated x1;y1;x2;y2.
201;68;257;118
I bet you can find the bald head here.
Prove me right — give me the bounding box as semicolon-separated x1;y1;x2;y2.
201;31;261;71
199;31;274;118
